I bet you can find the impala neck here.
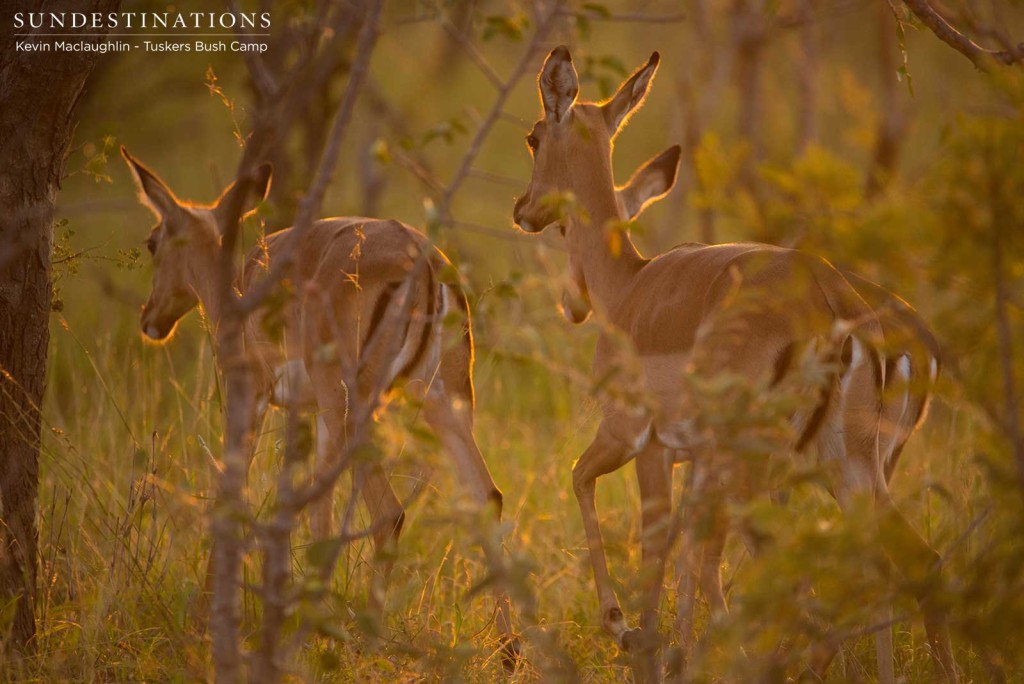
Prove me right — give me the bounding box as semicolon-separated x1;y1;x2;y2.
566;149;643;315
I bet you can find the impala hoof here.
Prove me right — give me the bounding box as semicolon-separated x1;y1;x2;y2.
500;636;523;672
621;627;644;652
622;626;661;653
602;605;628;638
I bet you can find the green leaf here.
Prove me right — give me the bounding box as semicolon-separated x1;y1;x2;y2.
598;55;627;76
305;537;343;570
482;14;528;42
582;2;612;18
371;138;392;164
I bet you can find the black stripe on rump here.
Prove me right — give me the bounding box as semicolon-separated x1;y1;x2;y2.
769;342;795;388
795;339;846;453
397;265;437;379
362;281;402;352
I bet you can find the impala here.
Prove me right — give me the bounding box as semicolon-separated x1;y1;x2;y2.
121;148;515;656
512;47;956;680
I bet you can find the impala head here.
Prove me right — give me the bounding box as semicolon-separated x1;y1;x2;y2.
121;147;271;341
513;46;681;322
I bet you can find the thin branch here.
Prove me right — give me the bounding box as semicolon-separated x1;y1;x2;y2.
558;8;687;23
363;80;445;198
772;0;864;30
452;219;538;243
468;168;526;188
499;110;532;129
438;0;564;224
441;18;504;91
902;0;1024;69
227;0;278;98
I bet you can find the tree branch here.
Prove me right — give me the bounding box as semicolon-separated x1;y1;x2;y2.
902;0;1024;69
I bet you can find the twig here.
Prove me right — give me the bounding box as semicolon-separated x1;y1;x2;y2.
438;0;564;224
499;110;532;129
469;168;526;188
441;18;504;90
558;8;687;23
452;219;543;244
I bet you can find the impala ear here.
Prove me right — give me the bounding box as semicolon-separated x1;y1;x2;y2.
539;45;578;123
618;145;681;220
213;163;272;230
122;146;182;219
603;52;660;136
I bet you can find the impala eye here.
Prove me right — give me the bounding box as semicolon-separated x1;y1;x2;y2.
526;134;539;151
145;236;157;255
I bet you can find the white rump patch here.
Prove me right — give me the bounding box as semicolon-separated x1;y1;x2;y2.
271;359;317;410
655;419;701;451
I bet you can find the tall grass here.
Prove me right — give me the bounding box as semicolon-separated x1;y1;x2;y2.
3;246;994;683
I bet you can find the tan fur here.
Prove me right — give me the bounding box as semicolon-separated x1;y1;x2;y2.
512;48;956;681
122;149;514;649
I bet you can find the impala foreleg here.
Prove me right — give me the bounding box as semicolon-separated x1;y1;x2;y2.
572;422;639;646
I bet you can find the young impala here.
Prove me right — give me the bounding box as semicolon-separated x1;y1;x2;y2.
512;47;956;681
121;148;515;656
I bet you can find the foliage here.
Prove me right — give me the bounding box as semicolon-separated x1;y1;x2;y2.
9;0;1024;681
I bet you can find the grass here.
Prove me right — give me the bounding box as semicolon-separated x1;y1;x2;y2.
0;263;993;683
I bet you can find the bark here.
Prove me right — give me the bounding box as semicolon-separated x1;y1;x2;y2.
239;0;365;229
794;0;819;156
866;4;909;198
902;0;1024;69
992;191;1024;493
674;0;728;245
733;0;767;196
0;0;118;651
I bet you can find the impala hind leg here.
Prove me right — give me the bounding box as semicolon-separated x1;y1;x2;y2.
875;603;895;684
360;465;405;622
832;354;957;682
634;446;674;635
423;388;518;665
672;459;730;677
874;488;957;682
626;446;674;681
312;403;403;632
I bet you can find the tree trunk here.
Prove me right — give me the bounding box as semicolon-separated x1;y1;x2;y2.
0;0;118;651
794;0;819;156
865;4;909;199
